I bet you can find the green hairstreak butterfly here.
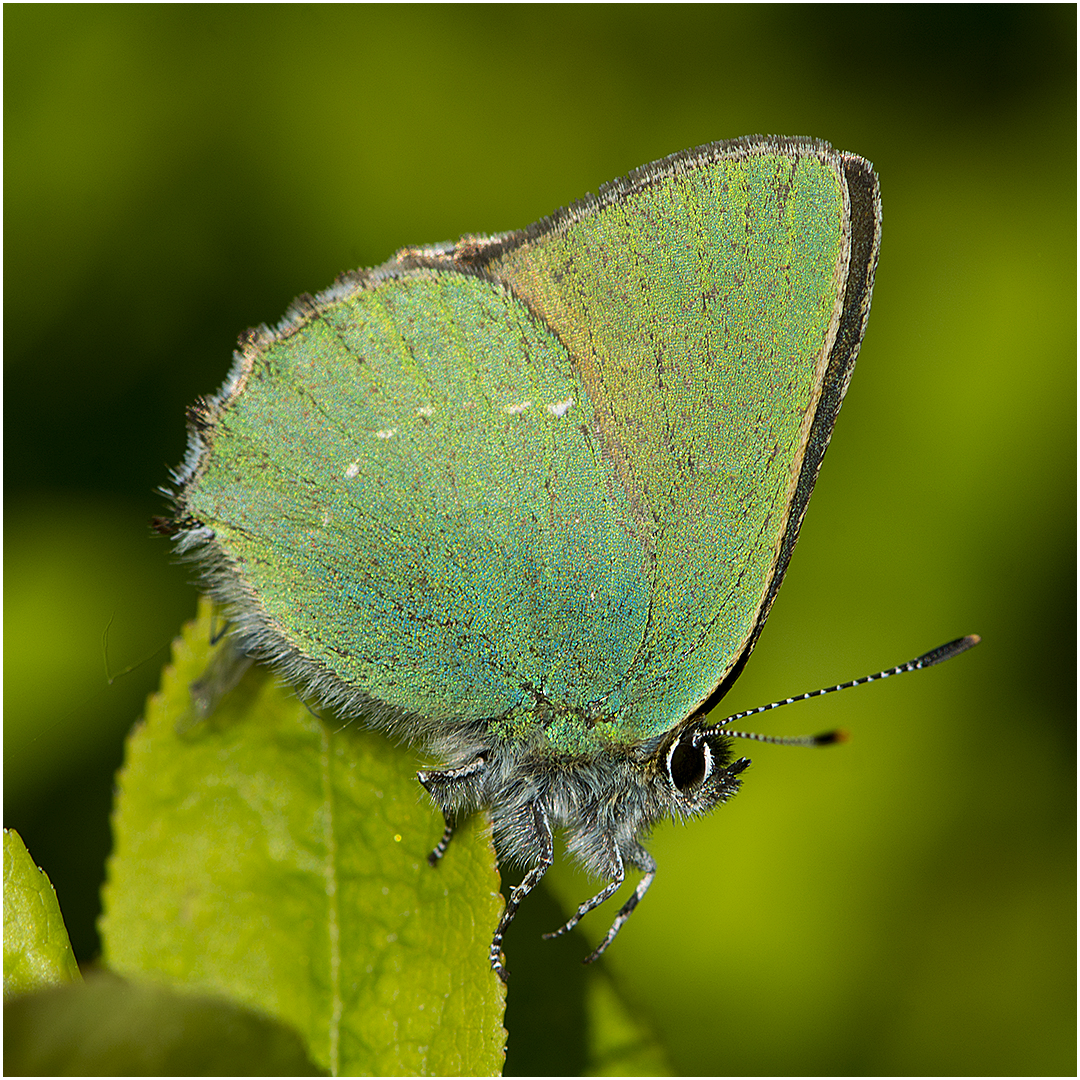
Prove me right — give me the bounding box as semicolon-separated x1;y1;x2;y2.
166;135;979;978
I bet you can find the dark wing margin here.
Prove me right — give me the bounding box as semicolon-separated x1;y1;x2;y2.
689;151;883;721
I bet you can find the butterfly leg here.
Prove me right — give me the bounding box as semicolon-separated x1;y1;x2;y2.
542;836;625;940
417;753;488;865
427;815;455;867
489;801;554;982
180;635;254;733
584;844;656;964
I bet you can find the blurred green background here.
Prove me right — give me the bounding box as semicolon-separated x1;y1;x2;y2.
5;6;1074;1075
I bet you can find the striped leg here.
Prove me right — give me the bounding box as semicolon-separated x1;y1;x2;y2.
543;836;624;940
584;845;656;964
417;753;487;866
426;815;455;867
489;801;554;981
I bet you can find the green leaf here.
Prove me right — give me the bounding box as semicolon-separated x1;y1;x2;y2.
100;599;507;1076
4;972;322;1075
3;828;81;999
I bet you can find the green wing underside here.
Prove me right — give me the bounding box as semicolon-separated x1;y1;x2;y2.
184;141;854;753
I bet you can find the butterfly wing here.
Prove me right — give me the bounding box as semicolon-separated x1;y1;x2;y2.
456;136;882;740
176;136;880;750
178;270;648;737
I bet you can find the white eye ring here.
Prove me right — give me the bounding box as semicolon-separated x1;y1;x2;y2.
666;733;715;790
664;737;678;779
700;739;714;783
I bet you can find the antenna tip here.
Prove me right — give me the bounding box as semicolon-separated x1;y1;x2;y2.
920;634;983;668
814;729;849;746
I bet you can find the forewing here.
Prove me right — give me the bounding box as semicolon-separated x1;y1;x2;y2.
452;137;878;741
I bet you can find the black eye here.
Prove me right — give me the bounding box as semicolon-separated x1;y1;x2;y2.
668;734;712;791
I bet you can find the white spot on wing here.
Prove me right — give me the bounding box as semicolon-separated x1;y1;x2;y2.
416;406;434;418
344;461;361;478
547;397;574;418
374;427;397;439
504;400;532;415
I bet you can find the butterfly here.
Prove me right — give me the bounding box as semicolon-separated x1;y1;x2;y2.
167;135;976;979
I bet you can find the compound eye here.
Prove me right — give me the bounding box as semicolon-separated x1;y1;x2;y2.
667;732;714;792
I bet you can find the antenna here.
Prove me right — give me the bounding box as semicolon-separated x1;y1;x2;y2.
703;634;981;745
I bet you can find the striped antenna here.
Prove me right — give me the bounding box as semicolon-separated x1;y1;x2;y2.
704;635;981;744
